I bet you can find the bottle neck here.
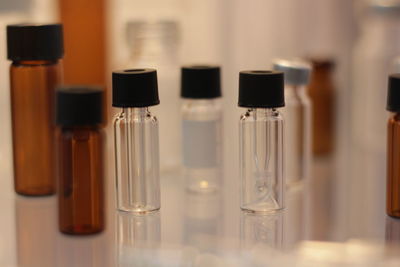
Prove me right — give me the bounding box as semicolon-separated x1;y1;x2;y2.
12;59;59;66
247;108;279;117
392;112;400;121
60;124;100;131
122;107;150;118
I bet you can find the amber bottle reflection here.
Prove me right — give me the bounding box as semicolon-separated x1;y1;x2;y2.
7;24;64;196
56;87;105;234
307;59;335;156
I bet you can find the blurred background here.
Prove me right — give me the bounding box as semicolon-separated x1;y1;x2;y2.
1;0;400;265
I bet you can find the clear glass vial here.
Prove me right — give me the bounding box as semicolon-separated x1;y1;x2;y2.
56;86;105;235
7;24;64;196
126;20;181;172
273;59;311;185
181;66;222;193
239;71;285;213
113;69;160;213
386;74;400;218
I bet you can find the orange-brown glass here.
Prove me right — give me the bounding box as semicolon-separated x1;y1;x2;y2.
58;126;104;235
10;60;62;196
307;60;335;156
387;114;400;218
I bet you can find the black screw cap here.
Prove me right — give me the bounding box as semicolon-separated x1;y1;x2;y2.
112;69;160;107
387;74;400;112
181;65;221;99
56;86;104;126
238;70;285;108
7;23;64;61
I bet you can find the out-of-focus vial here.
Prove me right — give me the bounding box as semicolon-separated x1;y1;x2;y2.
181;66;222;193
113;69;160;213
273;59;312;185
386;74;400;218
7;24;64;196
125;21;181;173
56;86;105;235
238;71;285;213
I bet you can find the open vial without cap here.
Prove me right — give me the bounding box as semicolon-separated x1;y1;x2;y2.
113;69;160;213
238;70;285;213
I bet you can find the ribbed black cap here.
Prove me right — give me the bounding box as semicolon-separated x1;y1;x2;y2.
112;69;160;107
238;70;285;108
7;24;64;61
56;86;103;126
181;65;221;99
387;74;400;112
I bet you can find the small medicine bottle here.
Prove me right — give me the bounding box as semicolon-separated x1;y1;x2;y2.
181;65;222;193
238;71;285;213
113;69;160;213
7;24;64;196
386;74;400;218
56;86;105;235
273;59;311;185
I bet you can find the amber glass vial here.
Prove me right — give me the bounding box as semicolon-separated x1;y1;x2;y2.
307;59;335;156
387;74;400;218
56;86;105;234
7;24;64;196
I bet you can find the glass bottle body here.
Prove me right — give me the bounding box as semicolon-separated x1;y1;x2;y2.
387;113;400;218
114;107;160;213
239;108;284;213
308;61;335;155
10;60;62;196
281;85;311;185
57;126;104;235
181;99;222;193
126;22;180;172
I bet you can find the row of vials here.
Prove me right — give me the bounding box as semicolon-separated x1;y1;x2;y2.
7;24;312;235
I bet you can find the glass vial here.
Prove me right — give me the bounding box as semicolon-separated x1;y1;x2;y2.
7;24;64;196
307;59;335;156
273;59;311;185
238;71;285;213
56;86;105;235
386;74;400;218
113;69;160;213
126;21;180;172
181;66;222;193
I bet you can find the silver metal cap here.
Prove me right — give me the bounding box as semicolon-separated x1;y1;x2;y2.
272;59;311;86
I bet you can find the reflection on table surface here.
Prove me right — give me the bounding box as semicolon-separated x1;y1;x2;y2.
1;159;400;266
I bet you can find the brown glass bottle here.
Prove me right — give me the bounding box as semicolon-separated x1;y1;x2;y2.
56;87;105;235
7;24;64;196
307;59;335;156
387;74;400;218
387;114;400;217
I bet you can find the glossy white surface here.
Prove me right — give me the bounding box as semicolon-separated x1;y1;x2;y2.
0;148;400;266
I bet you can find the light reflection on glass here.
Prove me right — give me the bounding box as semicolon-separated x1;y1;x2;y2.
240;211;284;250
15;196;57;267
284;185;306;250
385;215;400;244
117;211;161;266
183;191;222;253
